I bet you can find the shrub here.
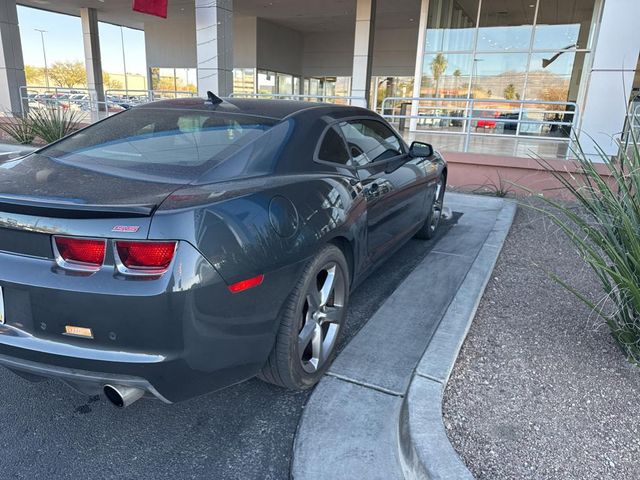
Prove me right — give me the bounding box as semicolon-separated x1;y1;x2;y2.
0;115;36;145
533;136;640;363
30;107;80;144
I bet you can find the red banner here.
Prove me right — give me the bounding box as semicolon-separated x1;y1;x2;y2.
132;0;168;19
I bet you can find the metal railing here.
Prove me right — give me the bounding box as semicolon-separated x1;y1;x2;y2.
104;88;198;102
380;96;579;158
19;86;198;123
229;92;366;105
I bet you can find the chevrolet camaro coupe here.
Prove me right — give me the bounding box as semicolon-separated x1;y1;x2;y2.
0;96;446;407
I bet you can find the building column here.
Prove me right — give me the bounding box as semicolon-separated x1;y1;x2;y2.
80;8;105;106
350;0;376;108
0;0;26;115
409;0;429;131
195;0;233;98
578;0;640;156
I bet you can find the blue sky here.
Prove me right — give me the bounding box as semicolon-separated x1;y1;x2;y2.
17;6;147;76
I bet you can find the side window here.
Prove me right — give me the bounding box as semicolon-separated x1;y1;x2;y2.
338;119;403;166
317;125;351;165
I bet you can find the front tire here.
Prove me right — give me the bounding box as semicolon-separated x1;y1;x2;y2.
415;174;446;240
259;244;350;390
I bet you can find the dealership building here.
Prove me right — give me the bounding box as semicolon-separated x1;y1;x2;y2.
1;0;639;172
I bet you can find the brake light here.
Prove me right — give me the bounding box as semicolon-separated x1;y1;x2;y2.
54;236;106;271
115;241;177;274
228;274;265;293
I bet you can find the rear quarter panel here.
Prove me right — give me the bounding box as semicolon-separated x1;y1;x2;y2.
149;174;367;288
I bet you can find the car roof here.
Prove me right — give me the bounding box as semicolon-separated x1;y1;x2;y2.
135;97;372;121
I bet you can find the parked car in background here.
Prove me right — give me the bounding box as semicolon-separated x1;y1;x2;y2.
0;97;446;407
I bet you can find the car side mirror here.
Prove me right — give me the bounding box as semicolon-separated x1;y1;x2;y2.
409;141;433;158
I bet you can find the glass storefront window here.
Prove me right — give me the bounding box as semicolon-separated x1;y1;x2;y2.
533;0;597;50
471;53;529;100
277;73;293;95
525;51;588;103
476;0;536;51
150;68;197;97
421;53;473;98
233;68;255;94
257;70;276;95
425;0;479;52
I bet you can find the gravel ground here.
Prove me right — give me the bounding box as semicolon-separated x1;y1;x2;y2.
443;203;640;480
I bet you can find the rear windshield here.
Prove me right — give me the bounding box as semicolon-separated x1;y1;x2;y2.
38;108;278;182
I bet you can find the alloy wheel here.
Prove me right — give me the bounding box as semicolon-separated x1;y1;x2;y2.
298;262;346;373
430;179;444;233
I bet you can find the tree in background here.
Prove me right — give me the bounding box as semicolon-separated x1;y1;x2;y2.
48;61;86;89
430;53;448;98
452;68;461;96
24;65;45;86
503;83;518;100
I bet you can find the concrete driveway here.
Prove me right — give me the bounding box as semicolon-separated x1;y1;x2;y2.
0;211;460;480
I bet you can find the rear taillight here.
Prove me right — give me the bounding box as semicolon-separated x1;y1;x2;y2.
114;241;177;275
53;236;106;272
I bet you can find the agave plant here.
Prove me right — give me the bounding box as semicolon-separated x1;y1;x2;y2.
29;106;80;144
0;114;36;145
532;133;640;363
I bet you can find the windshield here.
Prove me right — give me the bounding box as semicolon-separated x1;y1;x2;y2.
39;108;278;183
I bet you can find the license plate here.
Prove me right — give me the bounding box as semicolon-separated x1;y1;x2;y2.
0;286;4;324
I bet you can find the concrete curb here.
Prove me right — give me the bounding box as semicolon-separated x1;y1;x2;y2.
399;199;517;480
291;193;516;480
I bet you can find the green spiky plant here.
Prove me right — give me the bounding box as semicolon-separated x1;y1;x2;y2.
531;131;640;363
29;107;80;144
0;114;36;145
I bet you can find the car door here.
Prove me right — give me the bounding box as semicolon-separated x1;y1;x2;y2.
337;118;431;263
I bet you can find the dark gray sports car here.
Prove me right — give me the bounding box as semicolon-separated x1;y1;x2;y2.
0;97;446;407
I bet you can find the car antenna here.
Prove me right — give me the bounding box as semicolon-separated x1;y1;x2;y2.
207;91;223;105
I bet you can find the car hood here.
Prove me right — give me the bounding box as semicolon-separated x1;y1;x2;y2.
0;153;185;217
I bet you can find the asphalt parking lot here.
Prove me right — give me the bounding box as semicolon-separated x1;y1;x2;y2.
0;214;459;480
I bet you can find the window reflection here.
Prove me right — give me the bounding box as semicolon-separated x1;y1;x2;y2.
471;54;528;100
526;52;588;103
534;0;596;50
477;1;536;51
421;54;473;98
425;0;479;52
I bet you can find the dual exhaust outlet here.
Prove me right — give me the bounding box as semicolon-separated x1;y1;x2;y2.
103;384;145;408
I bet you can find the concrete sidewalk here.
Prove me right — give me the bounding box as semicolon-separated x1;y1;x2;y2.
292;192;516;480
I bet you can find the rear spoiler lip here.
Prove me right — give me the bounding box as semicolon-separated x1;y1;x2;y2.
0;195;153;219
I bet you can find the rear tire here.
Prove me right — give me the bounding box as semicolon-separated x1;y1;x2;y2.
415;174;446;240
259;244;350;390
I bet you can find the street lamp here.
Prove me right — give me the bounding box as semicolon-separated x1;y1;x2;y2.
120;26;129;96
34;28;49;90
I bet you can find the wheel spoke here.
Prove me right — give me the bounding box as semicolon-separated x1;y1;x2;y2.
319;265;336;307
311;323;323;366
307;288;321;310
322;305;342;324
298;320;316;354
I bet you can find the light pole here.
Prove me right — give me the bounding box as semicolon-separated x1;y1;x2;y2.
120;26;129;96
34;29;49;90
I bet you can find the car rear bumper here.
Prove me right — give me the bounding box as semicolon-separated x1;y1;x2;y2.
0;240;307;403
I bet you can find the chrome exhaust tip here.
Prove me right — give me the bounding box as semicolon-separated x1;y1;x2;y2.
103;384;145;408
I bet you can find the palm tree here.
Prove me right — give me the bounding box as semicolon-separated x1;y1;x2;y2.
430;53;448;98
452;68;461;96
